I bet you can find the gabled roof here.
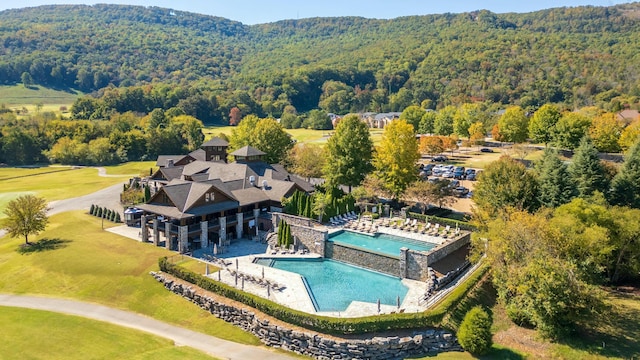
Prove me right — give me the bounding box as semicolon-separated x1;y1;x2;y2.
156;155;188;167
231;146;266;157
150;166;185;182
188;149;207;161
201;137;229;147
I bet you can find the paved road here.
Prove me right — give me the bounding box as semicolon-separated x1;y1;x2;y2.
0;294;294;360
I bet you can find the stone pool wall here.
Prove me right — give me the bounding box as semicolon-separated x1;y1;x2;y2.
426;233;471;264
272;213;328;256
401;249;430;281
325;241;401;277
151;271;462;359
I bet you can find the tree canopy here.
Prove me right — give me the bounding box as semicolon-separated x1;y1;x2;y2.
323;115;374;191
372;119;420;199
2;194;49;245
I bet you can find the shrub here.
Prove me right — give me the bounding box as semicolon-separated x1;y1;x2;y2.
115;212;121;223
457;306;492;355
97;207;103;217
89;204;95;215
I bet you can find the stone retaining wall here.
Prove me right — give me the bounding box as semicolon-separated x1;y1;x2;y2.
151;271;461;359
426;233;471;264
403;250;430;281
326;242;401;277
273;213;328;256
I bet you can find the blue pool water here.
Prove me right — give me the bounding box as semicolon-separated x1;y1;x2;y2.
329;230;436;257
268;258;408;312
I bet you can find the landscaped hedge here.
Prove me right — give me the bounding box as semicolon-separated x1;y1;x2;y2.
158;257;488;335
407;212;476;231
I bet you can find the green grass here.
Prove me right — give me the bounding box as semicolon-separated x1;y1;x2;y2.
0;211;261;346
0;307;216;360
0;84;80;106
104;161;157;176
0;166;128;202
204;126;386;146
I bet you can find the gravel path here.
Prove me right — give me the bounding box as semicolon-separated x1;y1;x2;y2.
0;294;293;360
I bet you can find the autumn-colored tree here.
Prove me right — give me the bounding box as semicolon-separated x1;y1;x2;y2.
229;106;242;126
468;121;486;146
373;119;420;199
588;113;623;153
418;135;445;156
619;119;640;151
287;144;326;181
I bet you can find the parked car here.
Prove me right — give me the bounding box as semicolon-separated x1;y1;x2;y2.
480;147;494;153
464;168;476;178
453;186;470;197
432;155;448;162
419;170;431;179
467;170;481;181
442;170;454;178
453;166;466;179
424;163;435;171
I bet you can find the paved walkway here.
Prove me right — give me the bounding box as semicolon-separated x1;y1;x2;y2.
0;294;294;360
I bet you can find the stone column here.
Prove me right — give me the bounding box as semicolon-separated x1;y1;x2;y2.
253;208;261;239
141;215;149;243
400;247;408;279
236;212;244;239
384;204;390;218
178;225;188;253
201;221;209;249
152;218;160;246
164;222;171;250
219;216;227;243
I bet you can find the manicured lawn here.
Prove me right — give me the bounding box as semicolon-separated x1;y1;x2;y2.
0;211;261;346
0;166;129;217
104;161;157;176
0;307;216;360
0;84;80;106
204;125;386;146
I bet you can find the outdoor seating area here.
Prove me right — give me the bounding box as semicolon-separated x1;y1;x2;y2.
329;213;463;239
226;267;287;292
268;243;310;256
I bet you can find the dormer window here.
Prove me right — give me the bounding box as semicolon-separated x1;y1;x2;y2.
205;193;210;202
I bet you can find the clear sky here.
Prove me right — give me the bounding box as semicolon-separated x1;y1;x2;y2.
1;1;633;24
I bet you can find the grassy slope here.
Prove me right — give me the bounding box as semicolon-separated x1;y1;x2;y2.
204;126;385;146
0;84;80;107
0;307;216;360
0;211;260;346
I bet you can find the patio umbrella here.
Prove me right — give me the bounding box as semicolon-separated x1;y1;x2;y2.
262;267;265;279
236;258;239;270
218;270;221;281
205;263;209;276
397;295;401;309
213;243;218;255
377;298;381;313
241;277;245;290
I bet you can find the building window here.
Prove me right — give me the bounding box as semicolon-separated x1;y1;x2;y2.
205;193;210;202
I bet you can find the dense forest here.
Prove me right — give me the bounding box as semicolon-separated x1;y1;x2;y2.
1;4;640;123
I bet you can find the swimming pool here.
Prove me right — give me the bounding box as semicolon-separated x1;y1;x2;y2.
329;230;436;257
263;258;408;312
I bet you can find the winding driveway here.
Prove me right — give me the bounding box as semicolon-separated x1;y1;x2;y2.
0;294;294;360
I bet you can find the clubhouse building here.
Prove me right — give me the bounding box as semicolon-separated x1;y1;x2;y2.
134;138;314;253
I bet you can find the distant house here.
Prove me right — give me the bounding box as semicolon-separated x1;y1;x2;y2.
357;112;401;128
138;138;314;253
617;109;640;125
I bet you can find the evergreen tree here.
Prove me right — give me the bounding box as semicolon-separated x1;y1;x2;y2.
536;148;576;208
97;207;103;217
609;139;640;208
115;213;121;223
304;195;312;218
457;306;493;355
144;185;151;202
568;137;609;199
277;220;284;246
89;204;95;215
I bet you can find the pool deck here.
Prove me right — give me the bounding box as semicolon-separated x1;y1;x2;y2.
201;249;430;317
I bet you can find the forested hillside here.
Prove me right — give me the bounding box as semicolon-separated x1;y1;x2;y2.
1;3;640;122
